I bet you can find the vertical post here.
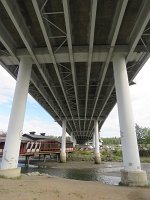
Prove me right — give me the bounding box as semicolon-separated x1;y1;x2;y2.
0;57;32;178
94;119;101;164
26;156;30;168
113;54;147;186
70;133;73;142
43;155;46;163
93;132;95;148
60;119;66;162
71;133;76;147
73;135;76;147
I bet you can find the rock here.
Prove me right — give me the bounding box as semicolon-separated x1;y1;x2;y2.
26;172;41;176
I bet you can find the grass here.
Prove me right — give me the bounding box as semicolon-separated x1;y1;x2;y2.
68;149;123;162
68;150;94;161
69;149;150;163
140;157;150;163
0;175;21;179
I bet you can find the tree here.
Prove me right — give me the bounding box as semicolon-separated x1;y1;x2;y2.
102;137;121;145
135;124;150;144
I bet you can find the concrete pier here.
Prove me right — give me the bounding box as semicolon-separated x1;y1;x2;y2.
60;119;67;163
94;120;101;164
0;57;32;178
113;54;147;186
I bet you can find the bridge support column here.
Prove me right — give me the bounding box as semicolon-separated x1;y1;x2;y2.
60;119;66;163
71;133;76;147
113;54;147;186
0;57;32;178
70;133;74;143
93;133;95;148
73;135;76;147
94;120;101;164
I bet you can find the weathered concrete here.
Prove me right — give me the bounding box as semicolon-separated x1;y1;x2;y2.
94;153;101;164
0;167;21;178
113;54;141;171
1;57;32;171
60;152;66;163
94;120;101;164
121;169;148;186
60;119;67;163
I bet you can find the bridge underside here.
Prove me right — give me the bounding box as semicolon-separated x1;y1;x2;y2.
0;0;150;144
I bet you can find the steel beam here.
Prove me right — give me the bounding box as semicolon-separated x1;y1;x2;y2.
89;0;150;136
84;0;97;132
56;117;104;121
32;0;78;132
1;0;73;132
88;1;150;137
86;0;128;133
0;20;18;62
62;0;81;133
126;0;150;62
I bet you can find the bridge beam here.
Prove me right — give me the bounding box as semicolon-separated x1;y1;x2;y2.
60;119;67;163
113;54;147;186
94;120;101;164
0;57;32;178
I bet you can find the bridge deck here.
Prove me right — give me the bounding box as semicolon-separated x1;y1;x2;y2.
0;0;150;143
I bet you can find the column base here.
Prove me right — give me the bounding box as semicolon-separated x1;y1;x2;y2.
120;169;148;186
94;153;101;164
60;152;66;163
0;167;21;178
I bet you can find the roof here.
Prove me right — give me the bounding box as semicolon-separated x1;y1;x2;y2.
0;134;33;142
0;0;150;144
22;133;51;140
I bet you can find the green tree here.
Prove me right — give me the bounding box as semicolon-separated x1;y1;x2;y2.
102;137;121;145
135;124;150;144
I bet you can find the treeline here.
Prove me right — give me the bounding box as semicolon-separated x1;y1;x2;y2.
102;137;121;145
48;135;71;141
135;124;150;145
101;124;150;146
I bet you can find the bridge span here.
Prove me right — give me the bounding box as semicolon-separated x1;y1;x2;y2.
0;0;150;185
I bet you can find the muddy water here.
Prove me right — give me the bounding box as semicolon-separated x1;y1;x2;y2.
22;162;122;185
20;161;150;185
1;159;150;185
21;162;122;185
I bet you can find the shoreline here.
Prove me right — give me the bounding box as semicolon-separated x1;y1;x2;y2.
0;174;150;200
0;161;150;199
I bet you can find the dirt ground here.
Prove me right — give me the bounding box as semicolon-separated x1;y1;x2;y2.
0;175;150;200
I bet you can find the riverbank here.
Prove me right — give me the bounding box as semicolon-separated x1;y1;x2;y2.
0;175;150;200
20;160;150;185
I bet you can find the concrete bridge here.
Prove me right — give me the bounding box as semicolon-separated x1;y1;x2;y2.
0;0;150;185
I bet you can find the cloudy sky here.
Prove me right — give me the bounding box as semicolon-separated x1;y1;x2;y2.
0;58;150;137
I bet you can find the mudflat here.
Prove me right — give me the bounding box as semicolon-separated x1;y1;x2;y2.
0;175;150;200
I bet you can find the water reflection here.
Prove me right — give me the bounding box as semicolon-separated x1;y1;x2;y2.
1;159;150;186
20;163;121;185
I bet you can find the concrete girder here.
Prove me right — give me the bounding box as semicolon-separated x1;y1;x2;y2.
0;46;145;66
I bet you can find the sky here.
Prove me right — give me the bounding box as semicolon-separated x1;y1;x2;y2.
0;58;150;138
